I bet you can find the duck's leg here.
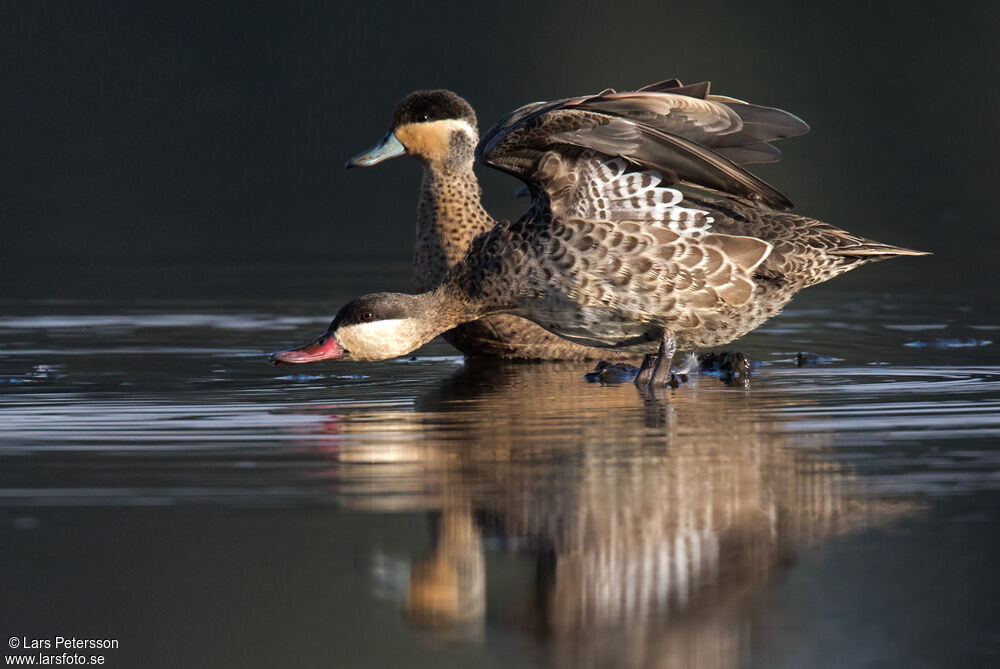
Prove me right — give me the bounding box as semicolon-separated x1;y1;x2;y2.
649;335;677;387
635;353;658;386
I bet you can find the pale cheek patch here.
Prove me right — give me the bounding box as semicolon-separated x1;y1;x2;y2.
335;319;420;361
395;120;476;163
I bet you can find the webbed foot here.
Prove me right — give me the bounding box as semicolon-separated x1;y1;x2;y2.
585;360;641;384
699;350;754;388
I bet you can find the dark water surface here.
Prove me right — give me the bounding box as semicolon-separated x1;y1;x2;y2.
2;262;998;668
3;3;999;667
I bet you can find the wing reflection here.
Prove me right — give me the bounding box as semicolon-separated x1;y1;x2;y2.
287;360;903;668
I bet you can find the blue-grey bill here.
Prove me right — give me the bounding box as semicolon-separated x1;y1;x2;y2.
345;132;406;168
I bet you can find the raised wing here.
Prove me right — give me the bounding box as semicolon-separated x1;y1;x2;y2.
477;78;808;214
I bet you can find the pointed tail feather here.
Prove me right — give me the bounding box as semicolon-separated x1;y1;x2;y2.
828;243;930;258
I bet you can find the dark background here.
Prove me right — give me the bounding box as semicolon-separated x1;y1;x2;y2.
2;1;998;298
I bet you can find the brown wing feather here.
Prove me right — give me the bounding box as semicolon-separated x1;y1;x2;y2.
550;118;795;208
635;78;683;93
477;78;808;213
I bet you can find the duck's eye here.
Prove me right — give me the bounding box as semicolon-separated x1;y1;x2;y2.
362;312;374;322
417;112;431;123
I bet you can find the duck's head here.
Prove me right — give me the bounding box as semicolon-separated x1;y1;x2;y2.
346;90;478;170
271;292;443;364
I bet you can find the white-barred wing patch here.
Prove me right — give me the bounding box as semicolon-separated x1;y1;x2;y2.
568;158;714;239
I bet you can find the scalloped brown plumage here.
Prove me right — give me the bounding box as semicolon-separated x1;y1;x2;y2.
439;190;926;354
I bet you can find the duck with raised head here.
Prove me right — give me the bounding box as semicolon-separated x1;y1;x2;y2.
344;79;810;360
273;80;927;385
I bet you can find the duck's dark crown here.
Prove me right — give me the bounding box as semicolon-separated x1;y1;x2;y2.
392;89;477;129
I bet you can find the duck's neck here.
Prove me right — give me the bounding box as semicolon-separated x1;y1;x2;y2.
414;161;495;292
398;285;491;356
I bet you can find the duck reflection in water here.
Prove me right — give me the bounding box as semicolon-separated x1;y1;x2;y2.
289;360;905;668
